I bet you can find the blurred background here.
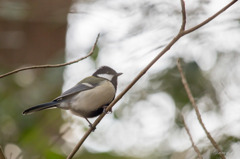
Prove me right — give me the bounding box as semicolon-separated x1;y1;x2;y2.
0;0;240;159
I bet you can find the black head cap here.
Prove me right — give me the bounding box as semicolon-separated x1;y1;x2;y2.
93;66;118;76
93;66;122;89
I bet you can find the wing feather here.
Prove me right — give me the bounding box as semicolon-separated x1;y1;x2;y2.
54;76;103;101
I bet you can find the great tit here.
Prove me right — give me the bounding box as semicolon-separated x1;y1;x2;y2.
23;66;122;127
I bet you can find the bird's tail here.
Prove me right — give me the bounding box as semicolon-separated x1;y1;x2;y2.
23;101;59;115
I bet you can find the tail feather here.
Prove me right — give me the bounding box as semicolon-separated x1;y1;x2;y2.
23;101;59;115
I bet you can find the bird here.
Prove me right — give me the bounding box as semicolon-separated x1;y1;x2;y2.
23;66;122;128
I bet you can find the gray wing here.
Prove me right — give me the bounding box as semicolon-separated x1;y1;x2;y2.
54;83;93;101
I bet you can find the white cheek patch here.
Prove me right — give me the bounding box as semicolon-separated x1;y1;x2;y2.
97;74;114;81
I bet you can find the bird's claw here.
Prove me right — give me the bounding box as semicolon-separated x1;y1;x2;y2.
89;123;96;132
85;117;96;132
103;106;112;114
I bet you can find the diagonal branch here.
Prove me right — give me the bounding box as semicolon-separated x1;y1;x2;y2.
177;59;225;159
67;0;237;158
181;113;203;159
0;34;100;79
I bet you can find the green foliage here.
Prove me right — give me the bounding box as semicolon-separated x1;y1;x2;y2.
90;45;99;61
44;150;66;159
0;65;64;158
220;135;240;154
78;151;136;159
149;60;219;110
210;152;222;159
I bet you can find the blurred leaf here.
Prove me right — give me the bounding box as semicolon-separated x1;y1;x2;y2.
220;135;240;153
90;45;99;61
150;60;219;110
78;151;137;159
44;150;65;159
174;112;185;128
0;62;64;157
210;152;222;159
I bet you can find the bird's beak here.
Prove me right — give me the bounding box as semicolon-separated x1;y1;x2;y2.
117;72;123;76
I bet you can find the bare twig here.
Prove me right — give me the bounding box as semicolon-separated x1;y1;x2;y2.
181;113;203;159
180;0;186;32
0;34;100;79
177;59;225;159
183;0;238;35
67;0;237;158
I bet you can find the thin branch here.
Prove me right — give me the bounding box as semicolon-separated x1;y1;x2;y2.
0;34;100;79
183;0;238;35
181;113;203;159
67;0;237;158
180;0;186;32
177;59;225;159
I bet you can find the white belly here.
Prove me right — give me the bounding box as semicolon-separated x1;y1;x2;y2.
70;80;115;116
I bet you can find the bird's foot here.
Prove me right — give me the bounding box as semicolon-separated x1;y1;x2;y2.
103;106;112;114
89;123;96;132
85;117;96;132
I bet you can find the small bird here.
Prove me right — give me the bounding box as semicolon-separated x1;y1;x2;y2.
23;66;122;127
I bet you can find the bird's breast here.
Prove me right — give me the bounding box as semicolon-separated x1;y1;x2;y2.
70;80;115;117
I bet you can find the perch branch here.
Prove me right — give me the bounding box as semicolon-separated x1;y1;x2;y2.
0;34;100;79
177;59;225;159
